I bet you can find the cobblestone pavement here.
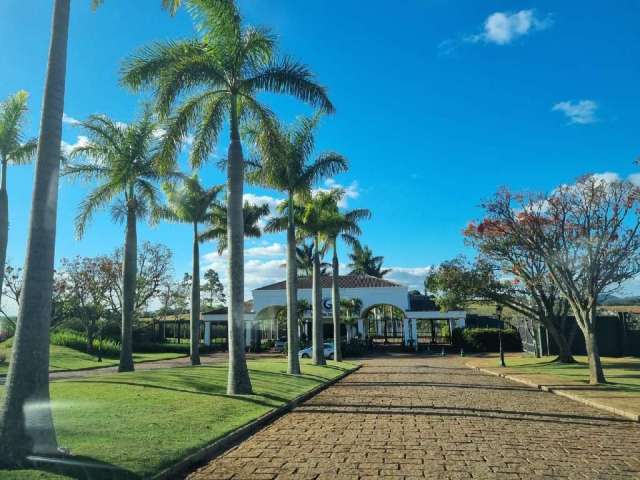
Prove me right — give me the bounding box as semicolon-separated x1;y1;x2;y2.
188;354;640;480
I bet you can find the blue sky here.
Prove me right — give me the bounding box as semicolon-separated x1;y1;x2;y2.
2;0;640;306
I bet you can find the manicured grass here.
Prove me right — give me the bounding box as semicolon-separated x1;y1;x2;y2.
0;358;356;479
0;343;185;375
473;354;640;395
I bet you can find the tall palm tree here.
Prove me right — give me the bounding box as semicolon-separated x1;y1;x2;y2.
121;0;333;394
246;115;346;374
340;297;362;342
0;91;37;304
324;204;371;361
0;1;183;463
348;243;391;278
159;175;223;365
64;111;176;373
269;190;342;366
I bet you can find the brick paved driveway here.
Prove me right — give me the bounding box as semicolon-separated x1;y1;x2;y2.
188;354;640;480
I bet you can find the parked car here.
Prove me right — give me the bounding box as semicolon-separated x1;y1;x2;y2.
298;342;335;360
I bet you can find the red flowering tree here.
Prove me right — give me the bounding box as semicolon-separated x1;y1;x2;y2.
479;176;640;384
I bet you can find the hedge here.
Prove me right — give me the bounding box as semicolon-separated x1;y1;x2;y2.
452;327;522;352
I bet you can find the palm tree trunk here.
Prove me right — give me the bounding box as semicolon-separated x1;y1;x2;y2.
331;243;342;362
0;159;8;307
190;222;201;366
312;233;325;365
226;95;252;394
0;0;70;463
286;189;301;374
119;204;136;372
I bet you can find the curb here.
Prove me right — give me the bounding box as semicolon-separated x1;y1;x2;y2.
151;364;362;480
467;363;640;422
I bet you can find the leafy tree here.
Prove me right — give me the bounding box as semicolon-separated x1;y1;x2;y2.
96;242;174;319
64;111;177;373
0;0;183;462
348;243;391;278
0;91;37;305
121;0;333;395
158;175;222;365
203;268;225;307
246;114;346;373
480;176;640;384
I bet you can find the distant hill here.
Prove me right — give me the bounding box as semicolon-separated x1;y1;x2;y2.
599;295;640;306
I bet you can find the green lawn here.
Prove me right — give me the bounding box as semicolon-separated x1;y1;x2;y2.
476;354;640;394
0;344;185;375
0;358;356;479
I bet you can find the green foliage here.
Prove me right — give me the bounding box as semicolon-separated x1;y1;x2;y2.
0;90;37;166
452;327;522;353
348;243;390;278
340;339;369;357
50;330;120;358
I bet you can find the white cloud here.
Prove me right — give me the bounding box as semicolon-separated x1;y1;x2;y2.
386;266;433;292
62;113;80;126
246;242;286;257
61;135;90;156
468;10;552;45
202;247;286;298
313;178;360;208
552;100;598;125
243;193;284;211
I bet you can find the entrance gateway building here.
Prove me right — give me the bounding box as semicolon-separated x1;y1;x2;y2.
201;273;466;349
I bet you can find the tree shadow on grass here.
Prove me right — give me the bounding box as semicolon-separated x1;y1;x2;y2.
63;379;278;409
20;454;140;480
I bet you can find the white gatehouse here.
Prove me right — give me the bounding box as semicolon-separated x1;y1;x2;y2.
201;273;465;349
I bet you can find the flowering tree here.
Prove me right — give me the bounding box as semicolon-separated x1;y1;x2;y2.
480;176;640;384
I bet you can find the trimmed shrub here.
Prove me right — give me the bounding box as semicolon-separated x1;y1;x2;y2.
452;327;522;353
0;350;6;365
341;339;370;357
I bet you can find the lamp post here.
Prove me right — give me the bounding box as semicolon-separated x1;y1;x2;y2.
496;304;506;367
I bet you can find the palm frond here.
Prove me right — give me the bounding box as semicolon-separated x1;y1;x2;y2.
9;138;37;165
242;58;334;114
75;181;120;239
299;152;348;189
190;93;229;167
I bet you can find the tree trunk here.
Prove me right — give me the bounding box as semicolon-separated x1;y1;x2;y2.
0;160;8;307
190;222;201;366
544;318;575;364
226;95;252;395
312;234;325;365
584;317;606;384
119;204;136;372
0;0;70;463
331;243;341;362
286;189;300;374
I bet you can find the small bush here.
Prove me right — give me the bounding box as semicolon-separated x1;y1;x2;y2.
452;327;522;353
0;350;6;364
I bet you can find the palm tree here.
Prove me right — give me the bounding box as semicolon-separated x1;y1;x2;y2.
159;175;223;365
0;1;183;462
246;114;346;374
121;0;333;394
294;243;329;277
348;243;391;278
64;111;176;373
340;297;362;342
0;91;37;304
324;204;371;361
200;201;270;254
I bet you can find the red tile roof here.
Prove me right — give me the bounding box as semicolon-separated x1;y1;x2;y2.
255;274;403;291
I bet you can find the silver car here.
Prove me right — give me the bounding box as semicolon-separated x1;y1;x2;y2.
298;342;335;360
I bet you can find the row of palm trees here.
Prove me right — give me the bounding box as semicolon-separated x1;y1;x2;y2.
0;0;376;464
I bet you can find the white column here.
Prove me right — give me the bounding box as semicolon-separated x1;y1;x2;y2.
402;318;410;346
357;318;365;339
204;321;211;346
